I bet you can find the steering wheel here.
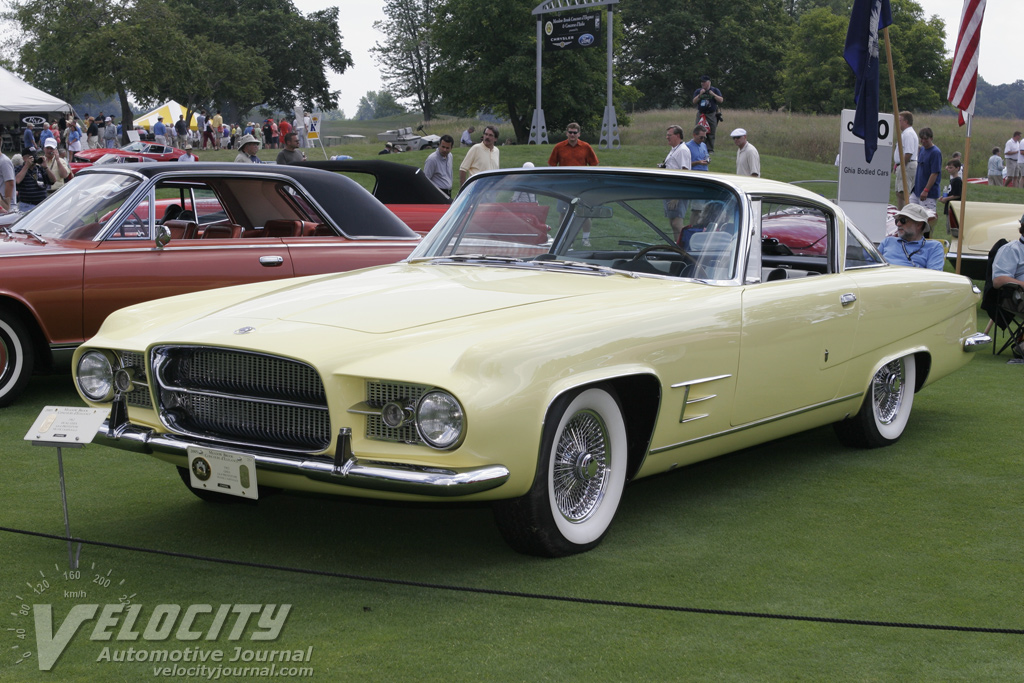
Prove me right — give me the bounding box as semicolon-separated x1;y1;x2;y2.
629;243;710;279
631;243;696;266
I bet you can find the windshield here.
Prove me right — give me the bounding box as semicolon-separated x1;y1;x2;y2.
12;172;142;239
412;170;743;281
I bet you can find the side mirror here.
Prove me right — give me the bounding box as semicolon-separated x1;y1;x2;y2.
154;224;171;249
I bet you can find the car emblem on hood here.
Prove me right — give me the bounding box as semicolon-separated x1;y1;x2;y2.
234;326;256;335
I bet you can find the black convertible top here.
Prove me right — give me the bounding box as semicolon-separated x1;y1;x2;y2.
77;162;419;238
296;159;452;206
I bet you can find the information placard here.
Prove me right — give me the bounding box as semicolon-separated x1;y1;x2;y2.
24;406;109;444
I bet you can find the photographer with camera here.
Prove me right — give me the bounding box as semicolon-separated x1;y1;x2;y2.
691;75;724;154
14;146;54;211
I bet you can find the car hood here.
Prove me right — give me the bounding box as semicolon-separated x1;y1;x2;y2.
0;234;80;255
186;262;604;334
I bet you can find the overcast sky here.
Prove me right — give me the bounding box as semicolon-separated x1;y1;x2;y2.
300;0;1017;117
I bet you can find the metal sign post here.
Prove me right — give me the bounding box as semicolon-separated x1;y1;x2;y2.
25;407;109;570
530;0;620;148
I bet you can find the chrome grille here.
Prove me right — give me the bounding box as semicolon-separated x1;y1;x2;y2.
365;381;428;444
120;351;152;409
153;346;330;452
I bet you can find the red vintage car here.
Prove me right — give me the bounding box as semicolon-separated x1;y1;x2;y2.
0;163;419;406
69;150;159;173
74;141;186;164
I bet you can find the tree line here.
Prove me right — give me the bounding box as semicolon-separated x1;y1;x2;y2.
5;0;351;139
371;0;971;139
7;0;1022;144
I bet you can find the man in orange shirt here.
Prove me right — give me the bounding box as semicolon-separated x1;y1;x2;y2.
548;123;599;167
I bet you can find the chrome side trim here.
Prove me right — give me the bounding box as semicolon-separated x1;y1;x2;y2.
670;373;732;389
93;421;509;497
651;392;863;455
672;374;731;423
962;332;991;352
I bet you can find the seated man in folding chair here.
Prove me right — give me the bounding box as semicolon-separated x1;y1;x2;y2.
992;213;1024;358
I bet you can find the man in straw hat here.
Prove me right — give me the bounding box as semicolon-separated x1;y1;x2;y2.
877;203;944;270
234;134;264;163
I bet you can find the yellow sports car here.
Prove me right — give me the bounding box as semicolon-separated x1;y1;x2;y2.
948;200;1024;279
73;168;989;556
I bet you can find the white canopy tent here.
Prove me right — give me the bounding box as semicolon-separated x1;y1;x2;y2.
0;67;74;119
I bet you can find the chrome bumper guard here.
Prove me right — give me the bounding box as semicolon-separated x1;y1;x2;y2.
95;420;509;497
962;332;991;352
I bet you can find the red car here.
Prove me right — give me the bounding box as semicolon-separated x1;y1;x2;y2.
0;162;419;406
74;141;186;164
69;151;159;173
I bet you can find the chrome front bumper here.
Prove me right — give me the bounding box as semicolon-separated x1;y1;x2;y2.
95;421;510;497
962;332;991;352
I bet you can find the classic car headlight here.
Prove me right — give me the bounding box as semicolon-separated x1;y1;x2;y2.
77;350;117;402
415;391;464;449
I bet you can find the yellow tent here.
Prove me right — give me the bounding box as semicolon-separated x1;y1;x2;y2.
133;100;198;131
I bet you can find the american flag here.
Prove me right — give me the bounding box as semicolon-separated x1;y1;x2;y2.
947;0;987;125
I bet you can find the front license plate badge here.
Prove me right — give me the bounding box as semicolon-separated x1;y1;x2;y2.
187;446;258;500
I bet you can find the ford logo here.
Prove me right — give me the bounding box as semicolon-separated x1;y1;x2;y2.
578;33;595;47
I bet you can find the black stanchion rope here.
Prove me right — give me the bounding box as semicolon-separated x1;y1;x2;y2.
2;525;1021;635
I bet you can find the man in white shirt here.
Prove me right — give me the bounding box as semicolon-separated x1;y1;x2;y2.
661;125;691;241
459;126;499;187
894;111;918;209
0;153;15;213
732;128;760;177
1006;132;1022;189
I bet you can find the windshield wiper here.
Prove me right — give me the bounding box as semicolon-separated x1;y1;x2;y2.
418;254;526;265
12;227;47;245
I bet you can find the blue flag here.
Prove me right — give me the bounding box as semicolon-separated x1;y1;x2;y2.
844;0;892;162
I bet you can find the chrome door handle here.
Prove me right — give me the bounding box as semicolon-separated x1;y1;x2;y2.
259;256;285;267
840;293;857;306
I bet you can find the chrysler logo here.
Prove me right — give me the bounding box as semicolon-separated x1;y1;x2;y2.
234;326;256;335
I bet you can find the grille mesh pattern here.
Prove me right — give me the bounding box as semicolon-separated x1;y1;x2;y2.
154;347;330;452
120;351;152;409
182;349;324;403
365;381;428;444
182;393;331;449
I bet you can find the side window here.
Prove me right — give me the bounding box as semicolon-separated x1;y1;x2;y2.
845;224;885;268
106;194;152;240
760;202;832;276
192;188;227;225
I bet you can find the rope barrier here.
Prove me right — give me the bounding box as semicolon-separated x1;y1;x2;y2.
2;525;1021;635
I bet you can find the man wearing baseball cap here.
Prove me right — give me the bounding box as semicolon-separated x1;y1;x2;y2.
731;128;759;177
877;203;944;270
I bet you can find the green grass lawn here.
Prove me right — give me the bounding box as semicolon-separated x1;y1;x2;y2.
2;329;1023;681
3;128;1024;681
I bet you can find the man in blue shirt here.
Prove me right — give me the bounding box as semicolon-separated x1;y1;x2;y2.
685;126;710;171
877;204;944;270
153;116;167;145
910;127;941;235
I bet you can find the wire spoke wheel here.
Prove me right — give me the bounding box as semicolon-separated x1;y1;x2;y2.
551;409;609;523
494;385;628;557
834;354;916;448
872;359;906;425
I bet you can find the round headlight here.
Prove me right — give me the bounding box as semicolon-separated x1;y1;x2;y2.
415;391;464;449
77;351;116;402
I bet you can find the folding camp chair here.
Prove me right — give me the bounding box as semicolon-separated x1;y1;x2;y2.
980;238;1024;357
